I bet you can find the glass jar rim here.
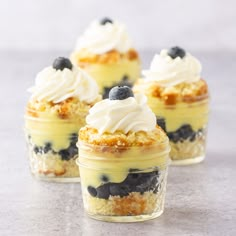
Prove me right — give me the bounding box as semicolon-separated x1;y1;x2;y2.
76;158;170;171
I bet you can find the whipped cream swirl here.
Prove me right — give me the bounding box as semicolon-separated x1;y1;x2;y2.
143;49;202;86
75;20;132;54
28;66;99;103
86;94;156;134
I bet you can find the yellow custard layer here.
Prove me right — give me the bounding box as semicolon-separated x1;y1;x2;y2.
78;59;140;93
25;114;86;151
78;145;170;188
147;97;209;132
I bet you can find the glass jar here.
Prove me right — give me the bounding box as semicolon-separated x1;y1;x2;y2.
24;107;88;182
148;96;209;165
77;140;170;222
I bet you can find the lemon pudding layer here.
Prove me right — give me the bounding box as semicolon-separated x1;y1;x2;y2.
134;47;209;164
71;18;140;98
77;86;170;222
25;57;101;181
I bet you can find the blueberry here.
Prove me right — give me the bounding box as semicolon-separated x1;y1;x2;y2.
87;186;97;197
156;116;166;132
178;124;194;139
59;149;70;161
52;57;73;71
109;184;130;197
33;146;40;154
69;133;78;144
43;142;52;153
96;184;110;199
167;46;186;59
168;132;180;143
100;17;113;25
68;144;78;157
125;173;141;185
109;86;134;100
101;175;109;182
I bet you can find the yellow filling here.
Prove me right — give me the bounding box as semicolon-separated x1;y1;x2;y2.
78;146;170;187
147;97;209;132
25;114;86;151
81;59;140;93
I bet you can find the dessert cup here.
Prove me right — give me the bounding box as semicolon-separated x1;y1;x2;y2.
24;57;100;182
76;86;170;222
134;47;209;165
71;18;141;98
77;140;170;222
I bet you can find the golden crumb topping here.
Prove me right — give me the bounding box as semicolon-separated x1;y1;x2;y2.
26;97;99;119
133;79;209;105
71;49;139;66
79;125;167;147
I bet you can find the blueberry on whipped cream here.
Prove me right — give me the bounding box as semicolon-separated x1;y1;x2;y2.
53;57;73;71
109;86;134;100
167;46;186;59
100;17;113;25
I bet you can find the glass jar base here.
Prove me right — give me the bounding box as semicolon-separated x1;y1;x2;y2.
171;155;205;166
86;210;164;223
32;173;80;183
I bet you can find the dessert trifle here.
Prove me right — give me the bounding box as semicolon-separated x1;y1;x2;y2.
71;17;141;98
77;86;170;222
24;57;101;181
134;47;209;165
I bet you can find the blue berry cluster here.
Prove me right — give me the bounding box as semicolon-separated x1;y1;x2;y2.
32;133;78;161
156;117;201;143
87;169;160;199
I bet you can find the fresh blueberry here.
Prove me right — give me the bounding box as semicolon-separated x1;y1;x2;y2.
178;124;194;139
59;149;70;161
43;142;52;153
156;117;166;132
168;132;180;143
68;143;78;157
101;175;109;182
33;146;40;154
125;173;141;185
69;133;78;144
109;86;134;100
109;184;130;197
96;184;110;199
167;46;186;59
52;57;73;71
100;17;113;25
189;133;196;142
87;186;97;197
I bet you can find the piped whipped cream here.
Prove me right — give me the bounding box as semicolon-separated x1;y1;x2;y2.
28;66;99;103
86;94;156;134
75;20;132;54
142;49;202;87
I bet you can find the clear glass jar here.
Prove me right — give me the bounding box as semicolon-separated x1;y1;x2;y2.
77;141;170;222
24;108;88;182
148;96;209;165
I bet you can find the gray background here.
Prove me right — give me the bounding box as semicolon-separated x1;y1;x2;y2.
1;0;236;52
0;1;236;236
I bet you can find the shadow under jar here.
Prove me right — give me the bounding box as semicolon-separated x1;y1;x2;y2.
150;95;209;165
77;141;170;222
24;107;88;182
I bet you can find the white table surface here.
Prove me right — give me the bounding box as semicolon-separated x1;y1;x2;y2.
0;50;235;236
